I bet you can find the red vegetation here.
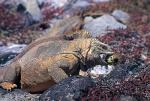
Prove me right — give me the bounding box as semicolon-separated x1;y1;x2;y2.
0;5;25;31
82;28;150;101
98;29;146;63
83;65;150;101
41;3;64;21
0;22;50;45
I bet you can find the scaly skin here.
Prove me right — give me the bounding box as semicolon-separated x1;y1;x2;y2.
0;15;93;93
0;38;113;93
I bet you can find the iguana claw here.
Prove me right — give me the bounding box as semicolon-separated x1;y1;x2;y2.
0;82;17;91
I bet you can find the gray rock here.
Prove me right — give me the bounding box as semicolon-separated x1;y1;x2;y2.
93;0;110;2
100;61;144;86
83;14;127;37
0;44;26;54
40;76;95;101
119;95;137;101
0;89;40;101
0;52;17;65
25;0;43;22
45;0;68;8
47;16;82;37
72;0;90;8
112;10;130;24
0;0;17;6
0;44;26;65
0;0;5;4
62;0;93;18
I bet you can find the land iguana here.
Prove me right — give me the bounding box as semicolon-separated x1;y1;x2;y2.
0;37;113;93
0;14;113;93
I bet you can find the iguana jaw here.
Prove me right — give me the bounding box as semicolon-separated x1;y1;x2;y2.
99;53;113;64
100;52;119;65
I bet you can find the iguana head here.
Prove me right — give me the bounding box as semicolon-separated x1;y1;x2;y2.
81;38;117;70
90;38;113;55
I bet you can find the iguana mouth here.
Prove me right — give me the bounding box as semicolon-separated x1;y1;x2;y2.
105;54;119;65
100;52;119;65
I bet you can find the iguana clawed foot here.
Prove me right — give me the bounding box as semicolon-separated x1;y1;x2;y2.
79;70;89;77
0;82;17;91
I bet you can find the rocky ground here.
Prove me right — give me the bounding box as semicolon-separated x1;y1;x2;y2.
0;0;150;101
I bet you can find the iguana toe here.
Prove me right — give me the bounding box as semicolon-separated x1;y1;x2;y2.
0;82;17;91
79;70;89;77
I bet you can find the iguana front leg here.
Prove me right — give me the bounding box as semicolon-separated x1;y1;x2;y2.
48;66;68;83
79;70;89;77
48;54;79;83
0;82;17;91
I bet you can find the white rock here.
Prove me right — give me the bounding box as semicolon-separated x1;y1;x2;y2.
0;44;26;54
83;14;127;37
7;44;26;53
84;16;94;23
88;65;114;78
112;10;130;24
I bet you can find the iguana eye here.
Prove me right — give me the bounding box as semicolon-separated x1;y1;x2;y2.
101;45;108;50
